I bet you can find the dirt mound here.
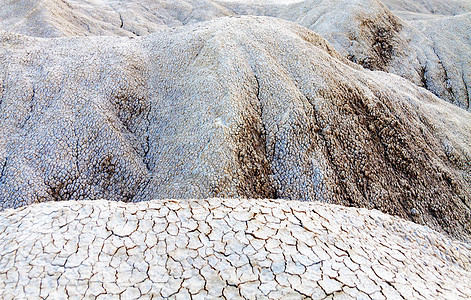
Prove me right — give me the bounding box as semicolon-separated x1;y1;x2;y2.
1;0;469;109
1;17;470;239
227;0;471;110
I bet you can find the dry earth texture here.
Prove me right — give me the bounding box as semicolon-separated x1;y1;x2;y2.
1;16;471;240
0;1;471;299
1;198;471;299
1;0;470;110
223;0;471;110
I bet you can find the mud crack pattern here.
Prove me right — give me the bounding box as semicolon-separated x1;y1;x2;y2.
1;198;470;299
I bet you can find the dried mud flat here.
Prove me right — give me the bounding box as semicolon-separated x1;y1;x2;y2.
1;198;471;298
0;0;471;299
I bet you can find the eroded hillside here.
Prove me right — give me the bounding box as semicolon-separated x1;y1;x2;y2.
0;1;471;298
1;17;470;240
2;0;469;110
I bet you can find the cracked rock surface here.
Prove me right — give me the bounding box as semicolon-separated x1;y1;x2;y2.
1;198;470;299
1;16;470;240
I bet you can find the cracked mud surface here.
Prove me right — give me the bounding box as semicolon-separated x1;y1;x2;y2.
1;16;470;240
2;0;469;110
1;2;471;298
1;198;470;299
0;1;470;298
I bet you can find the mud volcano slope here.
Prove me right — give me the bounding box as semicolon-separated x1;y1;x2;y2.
2;0;470;110
225;0;471;110
0;16;470;239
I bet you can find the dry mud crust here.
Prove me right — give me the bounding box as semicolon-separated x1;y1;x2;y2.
0;16;471;240
0;198;470;299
